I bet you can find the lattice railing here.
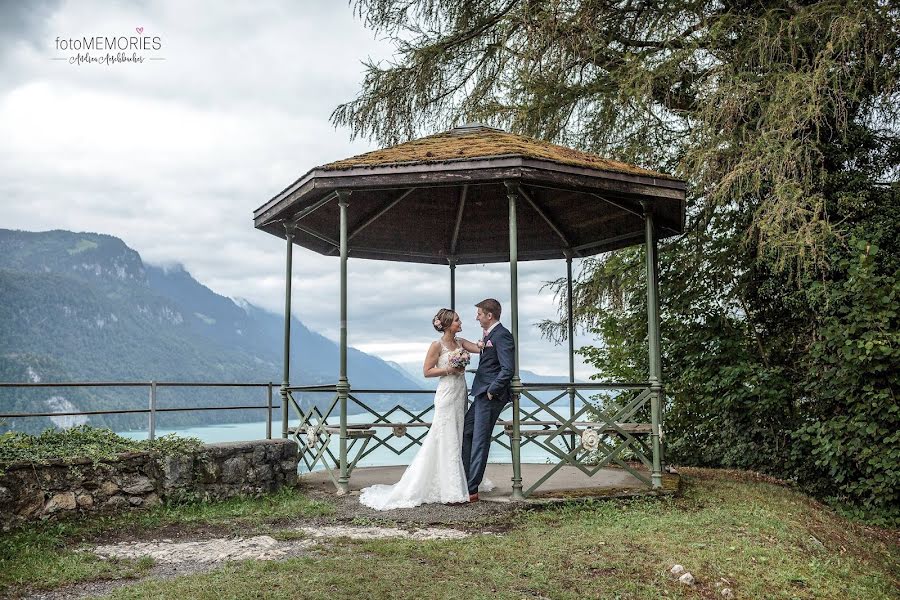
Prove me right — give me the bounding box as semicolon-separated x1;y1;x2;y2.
283;381;658;496
510;383;654;497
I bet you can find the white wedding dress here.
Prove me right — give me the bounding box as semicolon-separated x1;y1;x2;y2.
360;341;487;510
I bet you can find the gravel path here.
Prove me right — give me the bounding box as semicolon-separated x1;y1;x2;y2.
21;495;506;600
93;535;310;564
90;525;471;567
25;534;320;600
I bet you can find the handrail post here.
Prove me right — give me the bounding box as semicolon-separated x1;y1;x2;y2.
148;380;157;441
266;383;273;440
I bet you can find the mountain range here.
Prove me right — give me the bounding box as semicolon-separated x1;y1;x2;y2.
0;229;422;434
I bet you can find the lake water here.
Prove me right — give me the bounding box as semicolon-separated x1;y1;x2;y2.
118;404;586;471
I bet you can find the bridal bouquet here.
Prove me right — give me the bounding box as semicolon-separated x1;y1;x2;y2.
447;348;471;370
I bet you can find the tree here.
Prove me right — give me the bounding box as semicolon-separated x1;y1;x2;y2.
335;0;900;520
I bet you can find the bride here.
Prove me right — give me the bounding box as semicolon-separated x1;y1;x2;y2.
359;308;485;510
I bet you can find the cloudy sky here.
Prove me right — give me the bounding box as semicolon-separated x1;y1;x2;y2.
0;0;600;379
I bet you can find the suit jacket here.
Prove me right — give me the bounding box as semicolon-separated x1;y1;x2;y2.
470;323;515;402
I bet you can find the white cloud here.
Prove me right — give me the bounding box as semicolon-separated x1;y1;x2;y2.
0;0;607;382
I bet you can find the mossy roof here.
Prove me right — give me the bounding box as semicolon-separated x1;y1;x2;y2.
321;125;677;180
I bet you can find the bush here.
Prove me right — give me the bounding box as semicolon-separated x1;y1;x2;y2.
570;205;899;525
0;425;202;474
794;238;899;521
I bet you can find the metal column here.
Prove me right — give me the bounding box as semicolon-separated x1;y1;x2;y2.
449;259;457;311
505;181;524;500
643;204;663;489
337;191;351;494
280;224;295;440
565;251;576;451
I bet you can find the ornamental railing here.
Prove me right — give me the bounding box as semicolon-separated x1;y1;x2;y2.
513;382;656;496
282;380;660;497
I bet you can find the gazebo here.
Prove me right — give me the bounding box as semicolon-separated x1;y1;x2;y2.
254;125;685;499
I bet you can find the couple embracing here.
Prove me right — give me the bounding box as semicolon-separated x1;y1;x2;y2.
360;299;514;510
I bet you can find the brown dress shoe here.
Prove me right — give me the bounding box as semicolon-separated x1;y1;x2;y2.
468;493;479;502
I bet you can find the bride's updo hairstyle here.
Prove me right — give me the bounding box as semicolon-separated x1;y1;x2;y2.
432;308;456;332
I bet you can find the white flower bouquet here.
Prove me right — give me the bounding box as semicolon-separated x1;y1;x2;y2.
447;348;471;370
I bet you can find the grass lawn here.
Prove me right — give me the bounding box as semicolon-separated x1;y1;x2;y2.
2;469;897;599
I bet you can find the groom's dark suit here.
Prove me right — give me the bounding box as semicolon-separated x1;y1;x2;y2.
462;322;515;495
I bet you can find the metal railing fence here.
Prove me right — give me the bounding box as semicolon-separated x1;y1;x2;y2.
0;381;279;440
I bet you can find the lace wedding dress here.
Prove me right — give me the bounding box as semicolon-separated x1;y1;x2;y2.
359;342;473;510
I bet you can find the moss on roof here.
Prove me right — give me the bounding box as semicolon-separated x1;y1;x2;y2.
321;126;677;180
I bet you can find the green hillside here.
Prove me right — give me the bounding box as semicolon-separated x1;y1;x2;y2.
0;229;422;434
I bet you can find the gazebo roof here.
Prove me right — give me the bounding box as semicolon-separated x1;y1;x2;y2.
321;126;677;180
254;125;686;265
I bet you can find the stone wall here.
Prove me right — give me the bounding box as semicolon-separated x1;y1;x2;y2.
0;439;298;530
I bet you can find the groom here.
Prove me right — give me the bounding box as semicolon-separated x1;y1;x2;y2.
462;298;515;502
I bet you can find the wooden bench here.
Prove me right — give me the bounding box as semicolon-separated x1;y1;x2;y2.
291;421;650;440
292;420;653;479
289;423;430;439
498;420;651;436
